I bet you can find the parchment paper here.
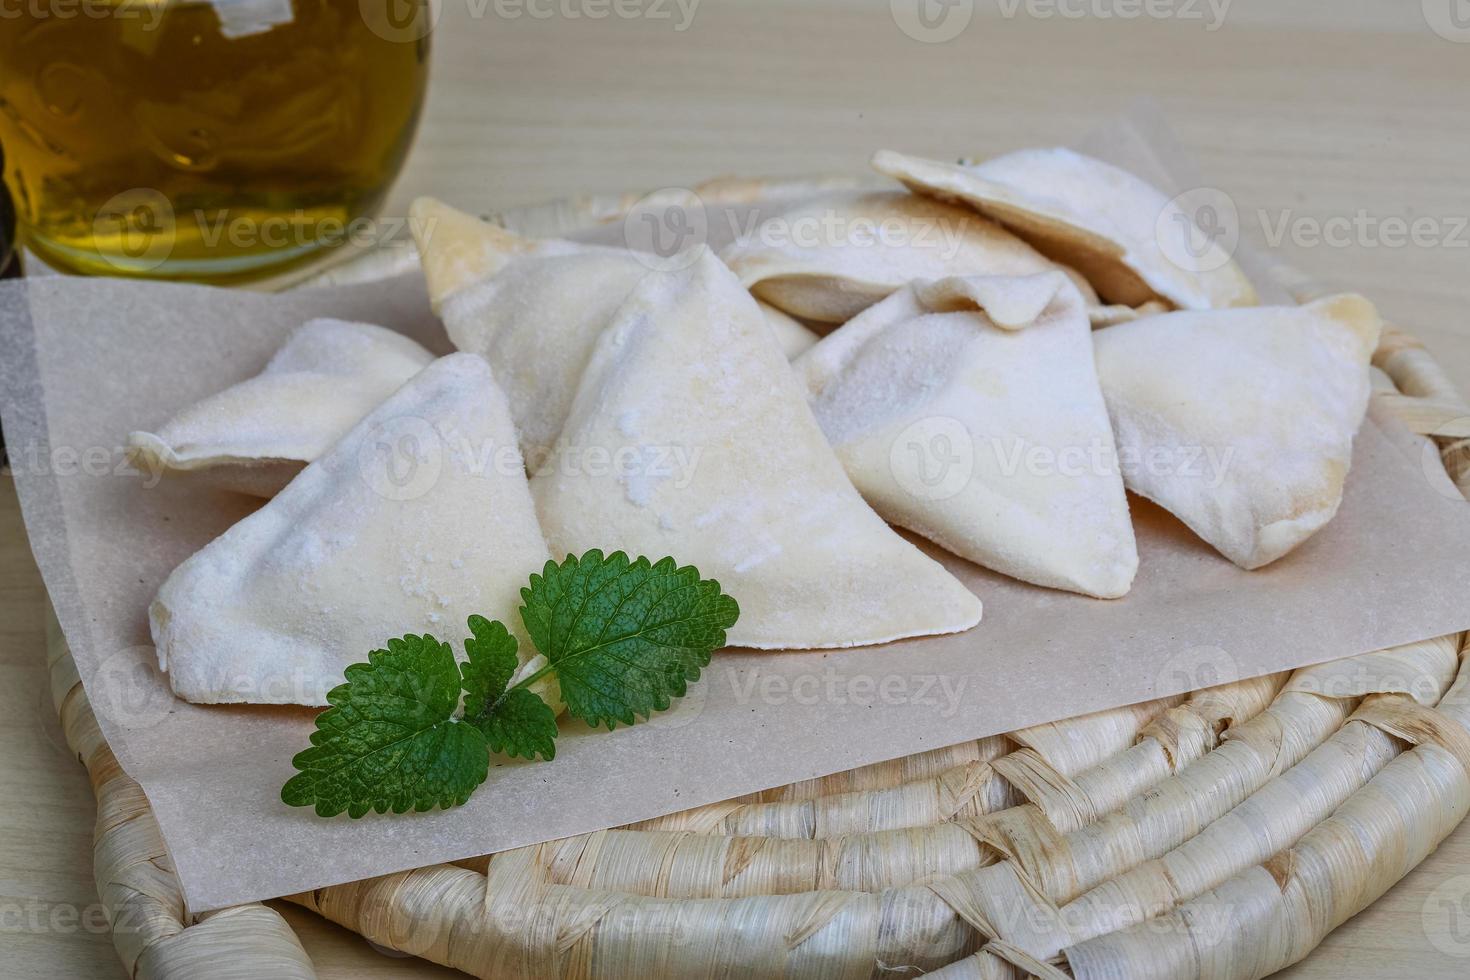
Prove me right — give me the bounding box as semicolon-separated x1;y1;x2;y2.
4;113;1470;913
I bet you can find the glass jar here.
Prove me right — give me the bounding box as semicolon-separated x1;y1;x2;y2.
0;0;431;281
0;139;14;278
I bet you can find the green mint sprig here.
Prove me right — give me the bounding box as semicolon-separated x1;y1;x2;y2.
281;550;739;818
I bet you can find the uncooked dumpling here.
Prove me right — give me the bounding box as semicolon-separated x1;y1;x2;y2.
530;250;983;649
413;198;825;463
127;318;434;497
797;272;1137;598
1093;295;1382;569
719;189;1074;324
151;354;556;706
872;147;1257;311
412;197;652;468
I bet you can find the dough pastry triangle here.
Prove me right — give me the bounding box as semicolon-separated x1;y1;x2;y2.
798;272;1137;598
151;354;555;706
530;250;983;649
1093;294;1382;569
719;189;1072;324
872;147;1257;311
127;318;433;497
413;197;651;467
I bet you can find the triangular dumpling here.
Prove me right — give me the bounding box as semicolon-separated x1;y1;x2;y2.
412;197;652;468
413;198;829;463
872;147;1257;311
1093;295;1382;569
151;354;555;705
797;272;1138;598
127;318;434;497
719;189;1079;324
530;250;983;649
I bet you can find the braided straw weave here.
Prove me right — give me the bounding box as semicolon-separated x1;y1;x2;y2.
47;183;1470;979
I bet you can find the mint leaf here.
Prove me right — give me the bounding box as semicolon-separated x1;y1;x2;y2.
281;552;739;817
520;550;740;730
460;616;558;761
281;634;489;818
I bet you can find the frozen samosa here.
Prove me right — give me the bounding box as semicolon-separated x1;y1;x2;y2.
1093;295;1382;569
127;318;434;497
412;197;653;467
151;354;557;706
872;147;1257;311
719;189;1073;324
531;250;983;649
798;272;1137;598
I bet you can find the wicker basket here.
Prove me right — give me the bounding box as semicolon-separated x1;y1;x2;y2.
47;181;1470;979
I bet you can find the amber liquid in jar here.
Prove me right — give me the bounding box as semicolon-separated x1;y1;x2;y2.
0;0;429;281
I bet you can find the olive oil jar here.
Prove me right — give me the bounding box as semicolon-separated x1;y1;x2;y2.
0;0;430;281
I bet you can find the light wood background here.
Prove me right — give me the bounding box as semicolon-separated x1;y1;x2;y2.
3;1;1469;977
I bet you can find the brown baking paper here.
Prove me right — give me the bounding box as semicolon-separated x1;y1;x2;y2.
4;112;1470;913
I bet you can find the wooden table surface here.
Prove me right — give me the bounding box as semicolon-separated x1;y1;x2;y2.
3;1;1468;977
